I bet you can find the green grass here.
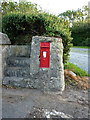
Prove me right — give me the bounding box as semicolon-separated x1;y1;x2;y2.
64;62;90;77
72;46;90;49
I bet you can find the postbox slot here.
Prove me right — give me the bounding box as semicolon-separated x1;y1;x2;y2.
40;42;50;68
43;51;47;58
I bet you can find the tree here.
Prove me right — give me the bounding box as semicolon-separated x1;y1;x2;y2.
58;6;89;26
58;6;90;46
58;10;77;25
1;1;39;16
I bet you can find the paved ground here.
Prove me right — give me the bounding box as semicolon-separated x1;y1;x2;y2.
2;86;89;118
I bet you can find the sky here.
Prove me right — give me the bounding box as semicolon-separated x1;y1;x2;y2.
25;0;89;15
3;0;90;15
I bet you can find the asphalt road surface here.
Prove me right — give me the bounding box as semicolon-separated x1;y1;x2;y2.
69;48;89;74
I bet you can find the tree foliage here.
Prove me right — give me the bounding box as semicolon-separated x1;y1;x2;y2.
1;1;39;15
58;6;89;24
71;21;90;46
59;6;90;46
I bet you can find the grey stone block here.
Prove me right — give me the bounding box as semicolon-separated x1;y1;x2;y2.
7;45;31;57
6;57;30;67
4;67;30;77
0;32;11;45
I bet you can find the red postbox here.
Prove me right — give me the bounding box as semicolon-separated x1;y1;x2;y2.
40;42;50;68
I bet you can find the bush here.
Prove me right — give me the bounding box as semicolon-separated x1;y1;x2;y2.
2;2;72;63
2;14;46;44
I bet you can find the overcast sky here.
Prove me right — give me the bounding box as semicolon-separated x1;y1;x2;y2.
5;0;90;15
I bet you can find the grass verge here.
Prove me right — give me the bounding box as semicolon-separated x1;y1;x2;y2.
64;62;90;77
72;46;90;49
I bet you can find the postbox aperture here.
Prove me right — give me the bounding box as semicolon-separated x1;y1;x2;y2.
40;42;50;68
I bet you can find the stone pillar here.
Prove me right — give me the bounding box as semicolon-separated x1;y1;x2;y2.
30;36;65;92
0;32;11;119
0;32;11;80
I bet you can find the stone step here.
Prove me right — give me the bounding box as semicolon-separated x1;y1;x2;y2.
4;67;30;77
6;57;30;67
2;77;31;88
2;77;40;88
7;45;31;57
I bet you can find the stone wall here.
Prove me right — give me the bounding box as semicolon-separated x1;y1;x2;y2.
1;34;65;92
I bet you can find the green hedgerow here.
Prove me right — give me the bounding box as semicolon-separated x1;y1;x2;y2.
2;2;72;63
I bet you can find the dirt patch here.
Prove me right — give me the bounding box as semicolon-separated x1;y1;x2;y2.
64;69;90;89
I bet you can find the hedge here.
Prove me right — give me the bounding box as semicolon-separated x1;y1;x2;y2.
2;12;72;63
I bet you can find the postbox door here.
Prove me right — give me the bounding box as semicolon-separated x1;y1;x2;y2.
40;42;50;68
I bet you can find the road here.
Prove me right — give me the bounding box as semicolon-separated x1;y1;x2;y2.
69;48;90;74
